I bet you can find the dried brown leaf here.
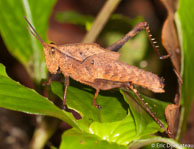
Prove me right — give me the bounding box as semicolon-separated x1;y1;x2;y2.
161;0;181;73
165;104;180;138
161;0;182;138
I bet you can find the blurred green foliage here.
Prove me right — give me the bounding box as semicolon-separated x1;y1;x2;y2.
0;0;56;82
56;10;94;31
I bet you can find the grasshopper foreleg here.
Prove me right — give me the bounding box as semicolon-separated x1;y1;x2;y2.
63;76;69;106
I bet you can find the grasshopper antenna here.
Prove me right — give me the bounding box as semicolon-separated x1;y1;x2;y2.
24;16;44;44
145;23;170;59
24;17;81;62
127;83;173;138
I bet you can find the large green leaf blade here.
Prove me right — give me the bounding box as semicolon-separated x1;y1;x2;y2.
0;0;56;81
0;63;79;129
60;128;127;149
176;0;194;137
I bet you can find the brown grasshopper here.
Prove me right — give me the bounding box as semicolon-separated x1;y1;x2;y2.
25;17;172;137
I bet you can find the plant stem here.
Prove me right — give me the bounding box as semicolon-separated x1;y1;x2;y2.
82;0;122;43
23;0;47;83
30;117;60;149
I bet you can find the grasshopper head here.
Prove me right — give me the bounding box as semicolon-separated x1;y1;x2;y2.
25;17;60;74
42;43;60;74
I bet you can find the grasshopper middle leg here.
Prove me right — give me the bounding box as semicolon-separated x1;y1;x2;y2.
92;89;101;109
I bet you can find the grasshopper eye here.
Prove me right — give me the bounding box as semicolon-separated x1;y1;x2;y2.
51;47;55;55
91;60;94;64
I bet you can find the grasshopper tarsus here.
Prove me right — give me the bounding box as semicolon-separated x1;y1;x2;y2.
173;68;182;84
95;104;102;110
63;105;68;110
166;130;174;138
42;79;51;86
159;54;170;60
63;96;67;107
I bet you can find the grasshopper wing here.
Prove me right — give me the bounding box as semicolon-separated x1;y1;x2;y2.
81;53;164;93
57;43;120;62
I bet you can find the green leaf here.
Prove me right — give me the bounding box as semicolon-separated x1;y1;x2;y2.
51;81;128;124
176;0;194;137
121;89;168;136
60;128;127;149
0;0;56;82
89;114;137;146
0;63;79;129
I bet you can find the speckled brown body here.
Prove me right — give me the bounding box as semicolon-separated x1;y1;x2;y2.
37;37;165;93
40;41;164;93
57;51;164;93
25;17;164;96
58;43;119;61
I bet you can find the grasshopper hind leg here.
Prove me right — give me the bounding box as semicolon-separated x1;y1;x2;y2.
107;22;170;59
126;83;173;138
